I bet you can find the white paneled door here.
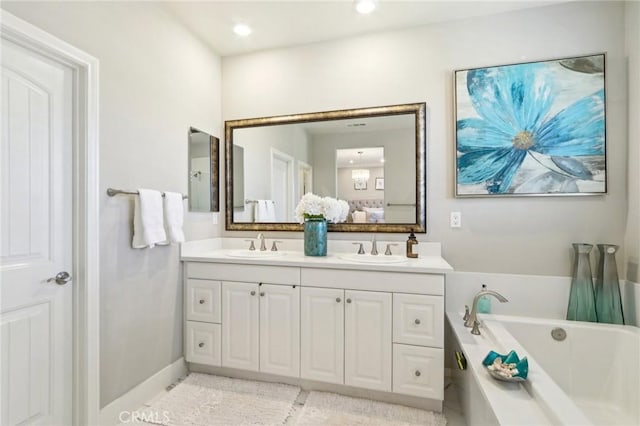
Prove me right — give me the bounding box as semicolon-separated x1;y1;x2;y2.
1;38;73;425
221;282;260;371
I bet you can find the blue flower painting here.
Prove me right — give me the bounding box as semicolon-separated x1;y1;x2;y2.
455;54;606;196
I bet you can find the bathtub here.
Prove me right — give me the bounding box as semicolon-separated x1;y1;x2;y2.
447;312;640;425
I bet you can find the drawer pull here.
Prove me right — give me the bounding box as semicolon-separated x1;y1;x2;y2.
250;291;256;296
346;298;352;304
198;342;204;348
199;299;206;304
336;297;341;303
415;370;421;377
414;318;421;325
260;292;265;297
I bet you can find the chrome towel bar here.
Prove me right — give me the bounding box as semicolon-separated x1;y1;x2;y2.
106;188;188;199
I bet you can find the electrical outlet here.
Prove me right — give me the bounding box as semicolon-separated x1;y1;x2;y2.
450;212;462;228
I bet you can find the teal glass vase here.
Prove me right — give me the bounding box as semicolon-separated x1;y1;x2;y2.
304;217;327;256
566;243;598;322
595;244;625;324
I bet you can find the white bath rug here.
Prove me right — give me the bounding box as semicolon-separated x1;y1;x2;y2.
295;391;447;426
142;373;301;426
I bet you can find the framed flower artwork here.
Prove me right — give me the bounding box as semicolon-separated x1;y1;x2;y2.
454;54;606;197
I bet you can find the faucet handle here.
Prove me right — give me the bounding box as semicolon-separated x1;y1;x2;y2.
245;239;256;251
384;243;398;255
352;242;365;254
463;305;470;322
471;320;481;335
271;241;283;251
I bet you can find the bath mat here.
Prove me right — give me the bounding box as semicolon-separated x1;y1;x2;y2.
295;391;447;426
142;373;300;426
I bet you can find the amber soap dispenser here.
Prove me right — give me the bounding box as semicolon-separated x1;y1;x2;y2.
406;231;418;258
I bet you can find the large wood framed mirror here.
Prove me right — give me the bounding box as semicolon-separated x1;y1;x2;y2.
225;103;426;233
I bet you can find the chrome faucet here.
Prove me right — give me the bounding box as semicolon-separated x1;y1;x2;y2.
257;233;267;251
464;289;508;335
370;235;378;255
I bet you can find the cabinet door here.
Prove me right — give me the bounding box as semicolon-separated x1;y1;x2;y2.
186;279;221;323
393;344;444;399
344;290;392;392
259;284;300;377
393;293;444;347
222;282;259;371
185;321;221;366
300;287;344;384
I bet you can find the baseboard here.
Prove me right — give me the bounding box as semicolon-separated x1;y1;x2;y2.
98;357;187;426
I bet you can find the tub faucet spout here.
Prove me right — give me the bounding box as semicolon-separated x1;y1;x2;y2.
464;290;509;330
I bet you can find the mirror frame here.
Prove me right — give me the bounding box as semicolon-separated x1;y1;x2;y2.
225;102;426;233
189;127;220;212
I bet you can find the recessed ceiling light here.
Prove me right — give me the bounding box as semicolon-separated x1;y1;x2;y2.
233;23;252;37
355;0;376;15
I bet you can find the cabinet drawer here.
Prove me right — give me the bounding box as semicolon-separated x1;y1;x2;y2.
392;344;443;399
186;321;221;366
187;262;299;285
186;279;221;323
393;293;443;347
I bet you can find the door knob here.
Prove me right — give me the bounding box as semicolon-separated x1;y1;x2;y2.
47;271;72;285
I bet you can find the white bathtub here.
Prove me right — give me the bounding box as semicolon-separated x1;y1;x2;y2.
447;312;640;426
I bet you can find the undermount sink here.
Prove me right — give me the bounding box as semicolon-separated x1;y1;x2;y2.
338;253;408;264
224;250;286;259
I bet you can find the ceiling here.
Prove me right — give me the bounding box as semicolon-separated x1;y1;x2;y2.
162;1;567;57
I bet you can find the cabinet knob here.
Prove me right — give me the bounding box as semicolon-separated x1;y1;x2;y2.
198;342;204;348
346;298;352;304
260;292;265;297
336;297;341;303
199;299;205;304
414;318;421;325
250;291;256;296
415;370;421;377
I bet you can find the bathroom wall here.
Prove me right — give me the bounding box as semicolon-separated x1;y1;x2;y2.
1;2;222;407
222;1;627;278
625;1;640;283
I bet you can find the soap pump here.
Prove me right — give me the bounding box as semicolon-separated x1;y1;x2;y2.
477;284;491;314
406;231;418;258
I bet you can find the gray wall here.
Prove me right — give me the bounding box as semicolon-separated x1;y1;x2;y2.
1;2;222;407
625;1;640;282
222;1;628;277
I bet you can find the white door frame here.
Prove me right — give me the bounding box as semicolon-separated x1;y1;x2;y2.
1;11;100;426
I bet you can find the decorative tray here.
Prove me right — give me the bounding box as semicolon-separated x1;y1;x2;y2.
482;350;528;382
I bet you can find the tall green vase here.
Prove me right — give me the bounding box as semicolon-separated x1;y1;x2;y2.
566;243;598;322
595;244;624;324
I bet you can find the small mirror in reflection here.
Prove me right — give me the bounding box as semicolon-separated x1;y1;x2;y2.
188;127;219;212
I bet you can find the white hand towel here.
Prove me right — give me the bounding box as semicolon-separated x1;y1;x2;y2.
163;191;185;244
254;200;276;222
132;189;167;249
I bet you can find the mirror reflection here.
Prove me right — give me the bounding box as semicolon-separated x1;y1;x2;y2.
225;103;426;233
188;127;219;212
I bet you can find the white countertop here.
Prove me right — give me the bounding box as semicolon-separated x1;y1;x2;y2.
181;238;453;274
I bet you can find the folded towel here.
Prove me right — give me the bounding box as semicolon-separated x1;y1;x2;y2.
163;191;185;244
254;200;276;222
132;189;167;249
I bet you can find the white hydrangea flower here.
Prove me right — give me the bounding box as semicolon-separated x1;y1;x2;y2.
295;193;349;224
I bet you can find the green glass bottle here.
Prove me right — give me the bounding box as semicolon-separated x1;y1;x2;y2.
566;243;598;322
595;244;624;324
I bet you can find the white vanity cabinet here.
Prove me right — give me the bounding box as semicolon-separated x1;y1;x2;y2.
300;288;392;392
183;253;449;411
185;263;301;378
